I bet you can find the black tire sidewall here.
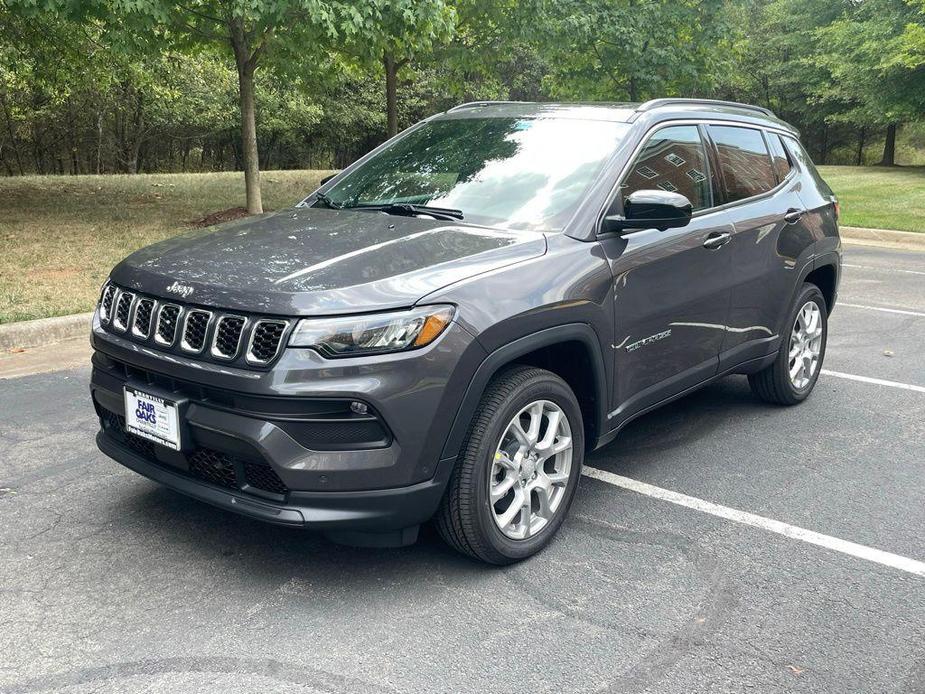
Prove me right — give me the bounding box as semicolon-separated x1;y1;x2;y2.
470;374;584;562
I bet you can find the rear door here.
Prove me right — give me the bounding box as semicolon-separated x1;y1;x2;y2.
599;124;735;423
704;124;815;370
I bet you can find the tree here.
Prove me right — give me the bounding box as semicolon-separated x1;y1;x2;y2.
107;1;344;213
526;0;733;102
337;0;456;137
811;0;925;166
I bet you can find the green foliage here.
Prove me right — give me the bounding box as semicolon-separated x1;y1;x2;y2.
811;0;925;126
2;0;925;178
529;0;733;101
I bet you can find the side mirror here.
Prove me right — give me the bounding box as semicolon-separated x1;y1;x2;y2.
320;173;337;186
601;189;693;234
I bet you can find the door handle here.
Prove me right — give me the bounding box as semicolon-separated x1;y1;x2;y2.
784;208;805;224
703;231;731;250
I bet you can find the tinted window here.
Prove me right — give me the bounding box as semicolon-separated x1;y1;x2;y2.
621;125;712;211
782;135;834;197
319;117;631;231
708;125;776;202
767;134;792;182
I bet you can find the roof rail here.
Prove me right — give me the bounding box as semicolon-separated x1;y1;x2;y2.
635;98;775;118
447;101;530;112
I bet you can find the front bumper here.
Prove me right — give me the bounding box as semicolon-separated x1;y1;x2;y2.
96;430;446;542
90;310;486;538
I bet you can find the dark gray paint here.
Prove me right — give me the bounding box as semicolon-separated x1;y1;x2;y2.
91;100;841;539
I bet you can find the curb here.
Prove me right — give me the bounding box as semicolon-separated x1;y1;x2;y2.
0;313;93;352
840;226;925;251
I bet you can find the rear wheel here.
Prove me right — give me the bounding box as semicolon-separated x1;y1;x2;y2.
435;366;584;564
748;283;827;405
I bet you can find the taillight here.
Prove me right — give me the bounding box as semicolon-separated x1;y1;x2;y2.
832;196;840;222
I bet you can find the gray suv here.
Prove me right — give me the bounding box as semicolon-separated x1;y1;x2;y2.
91;99;840;564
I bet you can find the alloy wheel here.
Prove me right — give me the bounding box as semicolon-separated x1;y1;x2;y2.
489;400;573;540
788;300;823;389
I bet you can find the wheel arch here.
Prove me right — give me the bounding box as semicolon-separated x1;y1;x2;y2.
806;254;840;313
440;324;609;460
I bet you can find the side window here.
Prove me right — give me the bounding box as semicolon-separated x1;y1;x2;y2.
708;125;777;203
621;125;713;212
782;135;834;197
767;133;792;182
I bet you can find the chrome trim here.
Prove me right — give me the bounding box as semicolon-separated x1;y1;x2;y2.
154;303;183;347
99;283;117;324
131;297;158;339
112;290;136;332
180;309;213;353
245;319;289;365
210;315;248;360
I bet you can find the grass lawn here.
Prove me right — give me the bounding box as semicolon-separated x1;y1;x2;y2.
817;165;925;233
0;170;329;324
1;165;922;324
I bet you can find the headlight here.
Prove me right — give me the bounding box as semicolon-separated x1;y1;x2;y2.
289;305;455;358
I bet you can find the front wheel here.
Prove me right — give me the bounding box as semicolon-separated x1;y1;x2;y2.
748;282;828;405
435;366;584;564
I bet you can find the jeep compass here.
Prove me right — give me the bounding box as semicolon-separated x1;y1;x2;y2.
91;99;840;564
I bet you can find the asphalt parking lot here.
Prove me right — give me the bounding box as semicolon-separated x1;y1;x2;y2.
1;244;923;694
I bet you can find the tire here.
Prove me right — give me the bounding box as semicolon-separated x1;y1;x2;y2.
435;365;585;565
748;282;828;406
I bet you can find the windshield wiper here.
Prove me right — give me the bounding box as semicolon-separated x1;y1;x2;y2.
350;202;464;221
313;192;342;209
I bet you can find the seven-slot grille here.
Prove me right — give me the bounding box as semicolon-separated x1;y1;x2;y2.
247;320;288;364
97;285;289;368
131;298;156;338
211;315;246;359
180;310;212;352
155;305;181;345
113;291;135;331
100;284;117;323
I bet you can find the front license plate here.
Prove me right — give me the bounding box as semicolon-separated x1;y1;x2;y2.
124;387;181;451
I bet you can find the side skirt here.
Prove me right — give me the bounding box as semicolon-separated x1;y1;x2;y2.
592;351;778;451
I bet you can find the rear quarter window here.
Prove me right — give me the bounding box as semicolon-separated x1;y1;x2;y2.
767;134;792;182
782;135;834;197
708;125;777;203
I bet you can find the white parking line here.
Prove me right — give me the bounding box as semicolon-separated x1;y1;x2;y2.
843;263;925;277
821;369;925;394
839;303;925;317
582;467;925;578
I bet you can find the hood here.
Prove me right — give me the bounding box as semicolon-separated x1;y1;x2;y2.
111;207;547;316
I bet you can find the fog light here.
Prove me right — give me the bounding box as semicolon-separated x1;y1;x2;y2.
350;401;368;415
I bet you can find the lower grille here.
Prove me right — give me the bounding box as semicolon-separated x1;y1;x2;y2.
188;448;238;490
102;410;289;498
243;462;289;495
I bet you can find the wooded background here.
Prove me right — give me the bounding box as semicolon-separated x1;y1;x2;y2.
2;0;924;212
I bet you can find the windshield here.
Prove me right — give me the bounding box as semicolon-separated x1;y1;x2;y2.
314;117;630;231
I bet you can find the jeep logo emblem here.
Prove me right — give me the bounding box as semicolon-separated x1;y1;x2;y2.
166;281;194;298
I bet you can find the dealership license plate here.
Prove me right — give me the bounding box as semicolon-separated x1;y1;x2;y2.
124;387;181;450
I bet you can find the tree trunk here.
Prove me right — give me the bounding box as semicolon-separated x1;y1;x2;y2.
96;111;103;175
231;20;263;214
0;90;24;175
855;127;866;166
384;54;399;138
878;123;898;166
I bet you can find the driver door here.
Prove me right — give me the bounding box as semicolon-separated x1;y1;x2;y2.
598;124;734;424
